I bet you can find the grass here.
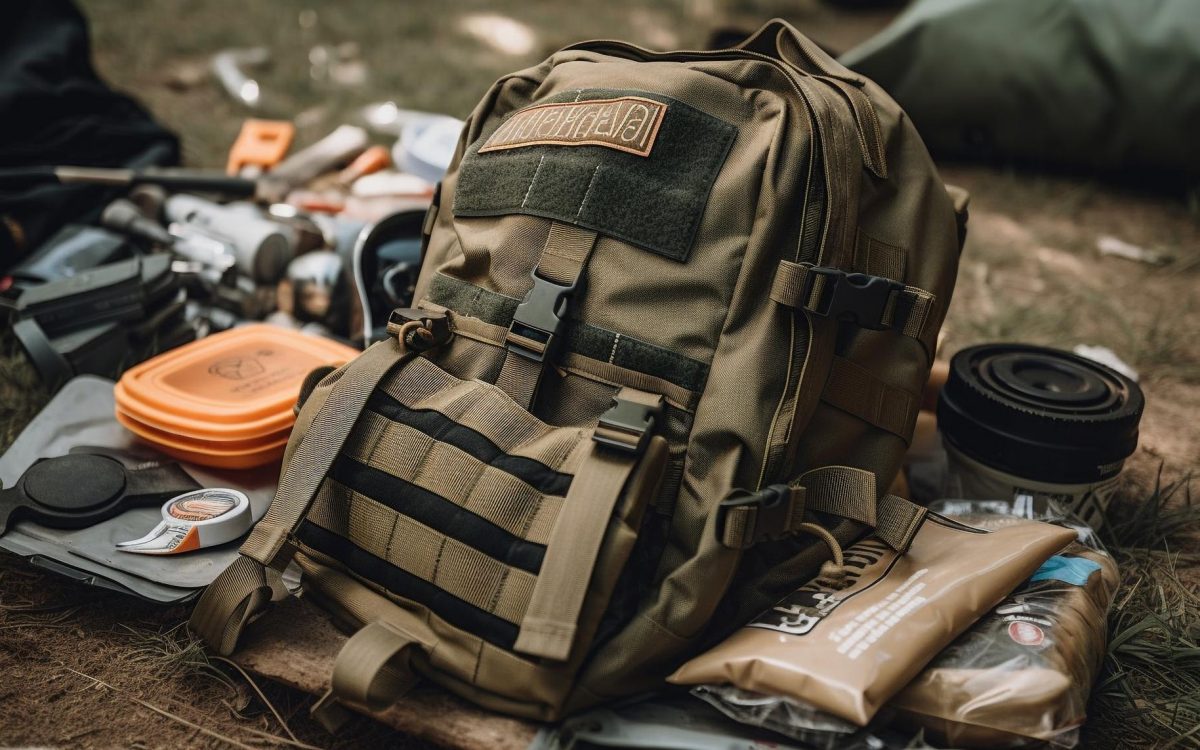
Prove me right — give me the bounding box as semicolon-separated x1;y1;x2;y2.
1085;474;1200;748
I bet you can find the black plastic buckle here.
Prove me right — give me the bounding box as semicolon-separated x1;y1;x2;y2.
802;264;902;330
718;484;795;545
506;272;575;364
594;395;662;455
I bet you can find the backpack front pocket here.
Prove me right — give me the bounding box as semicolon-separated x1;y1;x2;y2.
295;354;667;717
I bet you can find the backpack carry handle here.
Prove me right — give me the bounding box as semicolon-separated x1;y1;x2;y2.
736;20;888;178
735;18;865;87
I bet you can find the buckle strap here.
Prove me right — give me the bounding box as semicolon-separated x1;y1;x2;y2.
770;260;938;355
514;432;667;661
718;484;806;549
594;387;664;455
496;222;598;409
718;466;927;552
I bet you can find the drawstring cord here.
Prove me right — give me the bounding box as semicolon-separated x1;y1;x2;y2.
797;522;848;588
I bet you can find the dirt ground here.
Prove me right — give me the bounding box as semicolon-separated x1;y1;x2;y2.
1;1;1197;748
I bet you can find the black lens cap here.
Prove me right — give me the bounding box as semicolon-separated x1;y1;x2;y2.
937;344;1144;484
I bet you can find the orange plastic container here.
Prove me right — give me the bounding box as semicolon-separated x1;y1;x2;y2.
115;325;358;468
116;411;291;470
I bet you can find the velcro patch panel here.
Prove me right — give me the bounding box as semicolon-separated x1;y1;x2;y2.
455;89;736;262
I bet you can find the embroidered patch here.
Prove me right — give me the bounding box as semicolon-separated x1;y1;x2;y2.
455;89;736;261
478;96;668;157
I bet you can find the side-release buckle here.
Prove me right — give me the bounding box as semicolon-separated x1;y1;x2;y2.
593;392;664;455
717;484;802;548
802;264;902;330
506;273;575;364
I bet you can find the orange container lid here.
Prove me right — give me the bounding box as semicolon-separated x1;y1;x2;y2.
117;411;288;470
116;408;293;450
114;325;358;438
115;388;296;442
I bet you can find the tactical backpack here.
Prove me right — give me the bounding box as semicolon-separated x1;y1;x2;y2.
191;19;967;725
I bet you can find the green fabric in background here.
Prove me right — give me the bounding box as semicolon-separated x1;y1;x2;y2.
840;0;1200;182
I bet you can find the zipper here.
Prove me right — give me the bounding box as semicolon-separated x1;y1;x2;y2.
569;40;833;488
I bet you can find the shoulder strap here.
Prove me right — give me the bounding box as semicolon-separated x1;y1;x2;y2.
190;338;416;655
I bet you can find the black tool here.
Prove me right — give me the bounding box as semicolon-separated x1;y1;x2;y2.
0;166;259;199
100;198;175;247
6;224;136;289
14;253;177;337
0;452;200;536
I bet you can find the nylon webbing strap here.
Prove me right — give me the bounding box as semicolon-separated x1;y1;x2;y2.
800;467;927;551
875;493;928;553
719;466;927;552
797;466;879;527
854;229;906;281
190;339;412;655
822;356;920;442
243;339;412;567
513;438;638;661
770;260;938;354
881;285;937;354
496;222;598;409
187;556;276;657
535;222;599;286
311;620;431;730
494;339;541;408
718;486;807;549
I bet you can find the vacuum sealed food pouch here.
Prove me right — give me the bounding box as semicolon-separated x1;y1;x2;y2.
669;515;1076;726
888;541;1118;748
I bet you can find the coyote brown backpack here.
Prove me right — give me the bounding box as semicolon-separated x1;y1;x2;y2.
191;19;967;725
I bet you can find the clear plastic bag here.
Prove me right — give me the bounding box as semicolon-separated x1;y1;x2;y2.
690;685;912;750
887;539;1118;748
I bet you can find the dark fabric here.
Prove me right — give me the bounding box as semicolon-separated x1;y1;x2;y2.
0;0;180;265
330;455;547;574
297;521;520;650
565;325;709;394
427;273;710;393
429;273;520;325
840;0;1200;183
454;90;736;261
366;391;573;497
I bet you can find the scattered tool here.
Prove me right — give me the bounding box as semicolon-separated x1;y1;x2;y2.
227;119;296;176
117;488;252;554
211;47;270;109
164;195;293;282
0;452;199;536
0;165;259;198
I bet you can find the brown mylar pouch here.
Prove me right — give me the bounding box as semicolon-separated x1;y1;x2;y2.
669;515;1076;726
888;540;1119;748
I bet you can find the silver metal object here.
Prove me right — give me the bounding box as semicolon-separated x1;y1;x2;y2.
165;195;292;282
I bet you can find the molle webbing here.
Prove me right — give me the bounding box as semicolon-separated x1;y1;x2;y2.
428;273;710;393
299;522;522;649
306;364;666;665
347;410;565;545
190;339;415;655
822;356;920;442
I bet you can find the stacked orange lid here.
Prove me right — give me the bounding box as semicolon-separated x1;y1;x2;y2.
115;325;359;469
